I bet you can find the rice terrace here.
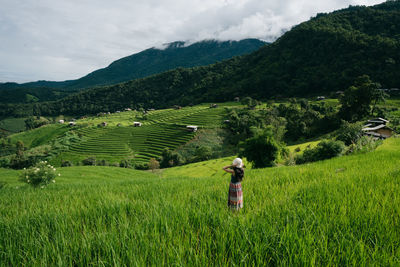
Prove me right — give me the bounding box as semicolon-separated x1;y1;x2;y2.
1;0;400;266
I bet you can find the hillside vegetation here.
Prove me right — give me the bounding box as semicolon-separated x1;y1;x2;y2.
1;103;236;167
0;39;265;104
3;1;400;117
0;137;399;265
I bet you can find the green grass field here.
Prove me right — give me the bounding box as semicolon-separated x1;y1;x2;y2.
0;117;26;134
1;137;399;265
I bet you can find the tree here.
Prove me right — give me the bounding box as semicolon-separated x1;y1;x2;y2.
160;148;182;168
336;121;363;145
194;146;212;162
339;75;381;121
148;158;160;172
239;127;280;168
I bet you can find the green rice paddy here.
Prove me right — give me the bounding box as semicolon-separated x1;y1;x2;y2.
0;137;399;265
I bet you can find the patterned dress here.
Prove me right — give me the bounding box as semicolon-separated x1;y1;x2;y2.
228;174;243;210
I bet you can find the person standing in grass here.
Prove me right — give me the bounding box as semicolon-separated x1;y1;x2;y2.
222;158;244;210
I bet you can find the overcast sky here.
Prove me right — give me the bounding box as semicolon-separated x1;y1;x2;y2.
0;0;384;83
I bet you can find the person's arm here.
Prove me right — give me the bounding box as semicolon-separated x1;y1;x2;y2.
222;165;234;174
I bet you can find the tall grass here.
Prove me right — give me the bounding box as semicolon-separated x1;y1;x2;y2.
0;138;400;265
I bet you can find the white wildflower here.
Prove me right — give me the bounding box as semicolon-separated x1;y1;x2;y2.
58;173;61;176
27;180;30;183
23;168;26;170
52;180;56;183
41;186;44;189
25;175;28;178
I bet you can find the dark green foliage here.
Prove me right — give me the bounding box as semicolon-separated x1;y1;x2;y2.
193;146;212;162
336;121;364;145
160;148;182;168
82;157;96;166
239;127;280;168
97;159;109;166
0;39;265;104
119;160;131;168
226;108;286;144
134;162;149;170
24;117;50;130
295;140;345;164
339;75;381;121
61;160;73;167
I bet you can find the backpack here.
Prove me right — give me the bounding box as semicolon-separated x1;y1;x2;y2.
233;167;244;182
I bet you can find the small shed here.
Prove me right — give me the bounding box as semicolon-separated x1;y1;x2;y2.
362;124;393;139
124;108;132;111
224;120;230;124
316;96;325;101
133;122;142;127
186;125;198;132
58;119;64;124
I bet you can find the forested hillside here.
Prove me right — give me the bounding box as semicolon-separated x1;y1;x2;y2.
2;1;400;116
0;39;265;104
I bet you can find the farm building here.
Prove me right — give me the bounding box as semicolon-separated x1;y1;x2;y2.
186;125;198;132
68;122;76;126
124;108;132;111
133;122;142;127
366;118;389;126
316;96;325;101
210;104;218;108
362;124;393;139
224;120;230;124
58;119;64;124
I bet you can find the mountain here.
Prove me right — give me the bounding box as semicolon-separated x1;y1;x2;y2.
2;1;400;117
0;39;266;103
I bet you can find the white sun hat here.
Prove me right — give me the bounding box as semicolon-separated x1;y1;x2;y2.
232;158;243;168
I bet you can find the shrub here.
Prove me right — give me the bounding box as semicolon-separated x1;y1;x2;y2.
61;160;73;167
82;157;96;166
346;136;382;155
336;121;363;145
160;148;182;168
295;140;345;164
20;161;60;188
98;159;109;166
239;127;280;168
135;162;149;170
119;160;131;168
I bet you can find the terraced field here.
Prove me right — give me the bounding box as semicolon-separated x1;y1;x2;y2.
62;124;196;164
53;104;234;164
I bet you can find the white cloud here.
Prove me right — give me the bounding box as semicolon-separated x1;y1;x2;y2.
0;0;385;83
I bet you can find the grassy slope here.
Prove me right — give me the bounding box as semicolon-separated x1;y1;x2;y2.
0;137;399;265
8;124;69;148
0;117;26;133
